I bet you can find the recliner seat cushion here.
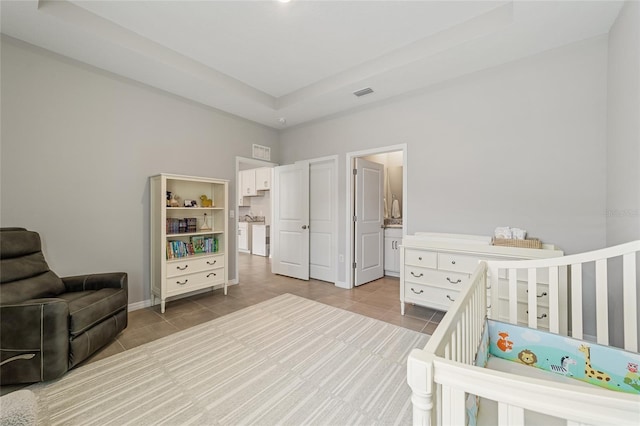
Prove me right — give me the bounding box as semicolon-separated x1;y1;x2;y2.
57;288;128;336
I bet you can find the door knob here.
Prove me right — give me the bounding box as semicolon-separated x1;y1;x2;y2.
301;225;308;229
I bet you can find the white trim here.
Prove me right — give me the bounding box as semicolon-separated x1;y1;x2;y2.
344;144;407;289
335;280;349;289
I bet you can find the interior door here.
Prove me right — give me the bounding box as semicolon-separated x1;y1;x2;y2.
309;160;336;282
272;163;310;280
354;158;384;286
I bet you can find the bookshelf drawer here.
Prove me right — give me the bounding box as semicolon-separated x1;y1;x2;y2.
166;254;225;277
167;268;225;293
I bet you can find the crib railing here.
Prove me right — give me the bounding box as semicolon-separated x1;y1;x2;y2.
407;262;487;426
487;240;639;351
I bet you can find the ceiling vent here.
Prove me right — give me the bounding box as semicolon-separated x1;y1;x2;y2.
353;87;374;97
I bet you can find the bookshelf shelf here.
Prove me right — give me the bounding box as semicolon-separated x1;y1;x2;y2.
150;173;229;313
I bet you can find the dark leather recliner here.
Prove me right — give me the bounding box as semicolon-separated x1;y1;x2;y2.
0;228;128;384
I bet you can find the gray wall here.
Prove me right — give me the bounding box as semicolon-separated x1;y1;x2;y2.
605;1;640;348
280;36;609;284
607;0;640;245
0;36;279;306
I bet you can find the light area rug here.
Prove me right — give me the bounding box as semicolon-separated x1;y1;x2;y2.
29;293;430;426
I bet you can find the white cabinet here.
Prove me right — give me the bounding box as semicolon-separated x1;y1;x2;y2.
255;167;272;191
150;174;229;313
400;233;566;332
384;227;402;277
238;172;249;207
251;224;269;257
238;222;251;253
240;169;257;197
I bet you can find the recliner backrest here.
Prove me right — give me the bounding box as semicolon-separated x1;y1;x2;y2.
0;228;66;304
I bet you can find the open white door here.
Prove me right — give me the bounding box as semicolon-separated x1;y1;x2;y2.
272;163;310;280
354;158;384;286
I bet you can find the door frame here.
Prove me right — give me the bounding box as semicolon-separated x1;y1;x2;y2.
344;144;407;289
235;156;278;285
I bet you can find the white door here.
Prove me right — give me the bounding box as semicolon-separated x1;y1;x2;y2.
309;160;336;282
272;163;310;280
354;158;384;286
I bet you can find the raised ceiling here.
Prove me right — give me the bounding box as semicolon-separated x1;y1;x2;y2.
1;1;624;128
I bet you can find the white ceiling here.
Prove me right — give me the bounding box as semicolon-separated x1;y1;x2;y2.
0;1;624;129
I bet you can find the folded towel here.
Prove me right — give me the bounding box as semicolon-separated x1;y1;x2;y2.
391;199;401;219
494;226;512;239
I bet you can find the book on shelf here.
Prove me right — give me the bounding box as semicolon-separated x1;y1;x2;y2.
166;236;220;259
166;217;198;234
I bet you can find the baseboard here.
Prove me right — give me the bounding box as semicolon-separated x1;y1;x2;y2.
129;281;238;312
335;280;350;289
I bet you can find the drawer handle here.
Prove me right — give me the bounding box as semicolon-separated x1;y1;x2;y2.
451;260;456;265
446;295;455;302
526;290;548;298
410;288;424;295
410;272;424;278
176;265;188;271
207;260;217;265
206;272;216;278
446;277;462;284
418;257;422;261
526;310;548;319
176;279;188;285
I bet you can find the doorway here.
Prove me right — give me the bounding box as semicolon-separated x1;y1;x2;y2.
345;144;407;289
235;156;277;285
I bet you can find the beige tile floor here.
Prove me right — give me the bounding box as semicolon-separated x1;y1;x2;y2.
84;253;443;365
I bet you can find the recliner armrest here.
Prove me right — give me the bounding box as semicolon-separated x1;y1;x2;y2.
62;272;128;293
0;299;69;383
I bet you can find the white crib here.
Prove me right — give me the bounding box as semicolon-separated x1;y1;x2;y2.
407;240;640;426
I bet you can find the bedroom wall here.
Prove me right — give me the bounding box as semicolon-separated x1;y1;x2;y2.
0;36;280;306
606;0;640;245
279;36;609;285
605;0;640;348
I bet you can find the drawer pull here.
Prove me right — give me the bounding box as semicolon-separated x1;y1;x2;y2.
526;290;548;298
410;288;424;295
446;295;455;302
176;279;188;286
410;272;424;278
207;260;217;265
206;272;217;278
446;277;462;284
526;310;548;319
451;260;456;265
418;256;422;261
176;265;188;271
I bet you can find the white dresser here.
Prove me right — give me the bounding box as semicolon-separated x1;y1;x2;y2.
400;232;565;331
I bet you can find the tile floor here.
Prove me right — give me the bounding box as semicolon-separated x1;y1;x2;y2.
85;253;444;365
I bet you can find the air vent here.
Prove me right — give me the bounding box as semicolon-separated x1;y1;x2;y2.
353;87;374;97
252;144;271;161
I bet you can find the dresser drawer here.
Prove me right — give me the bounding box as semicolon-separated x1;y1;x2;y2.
167;268;225;293
438;253;480;274
497;279;549;306
405;266;469;289
497;300;550;329
166;254;225;277
404;282;459;310
404;249;437;268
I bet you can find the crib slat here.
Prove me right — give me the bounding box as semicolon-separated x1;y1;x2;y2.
571;263;583;340
595;259;609;345
498;402;524;426
527;268;537;329
623;252;638;352
508;269;518;325
548;266;559;334
440;385;466;426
